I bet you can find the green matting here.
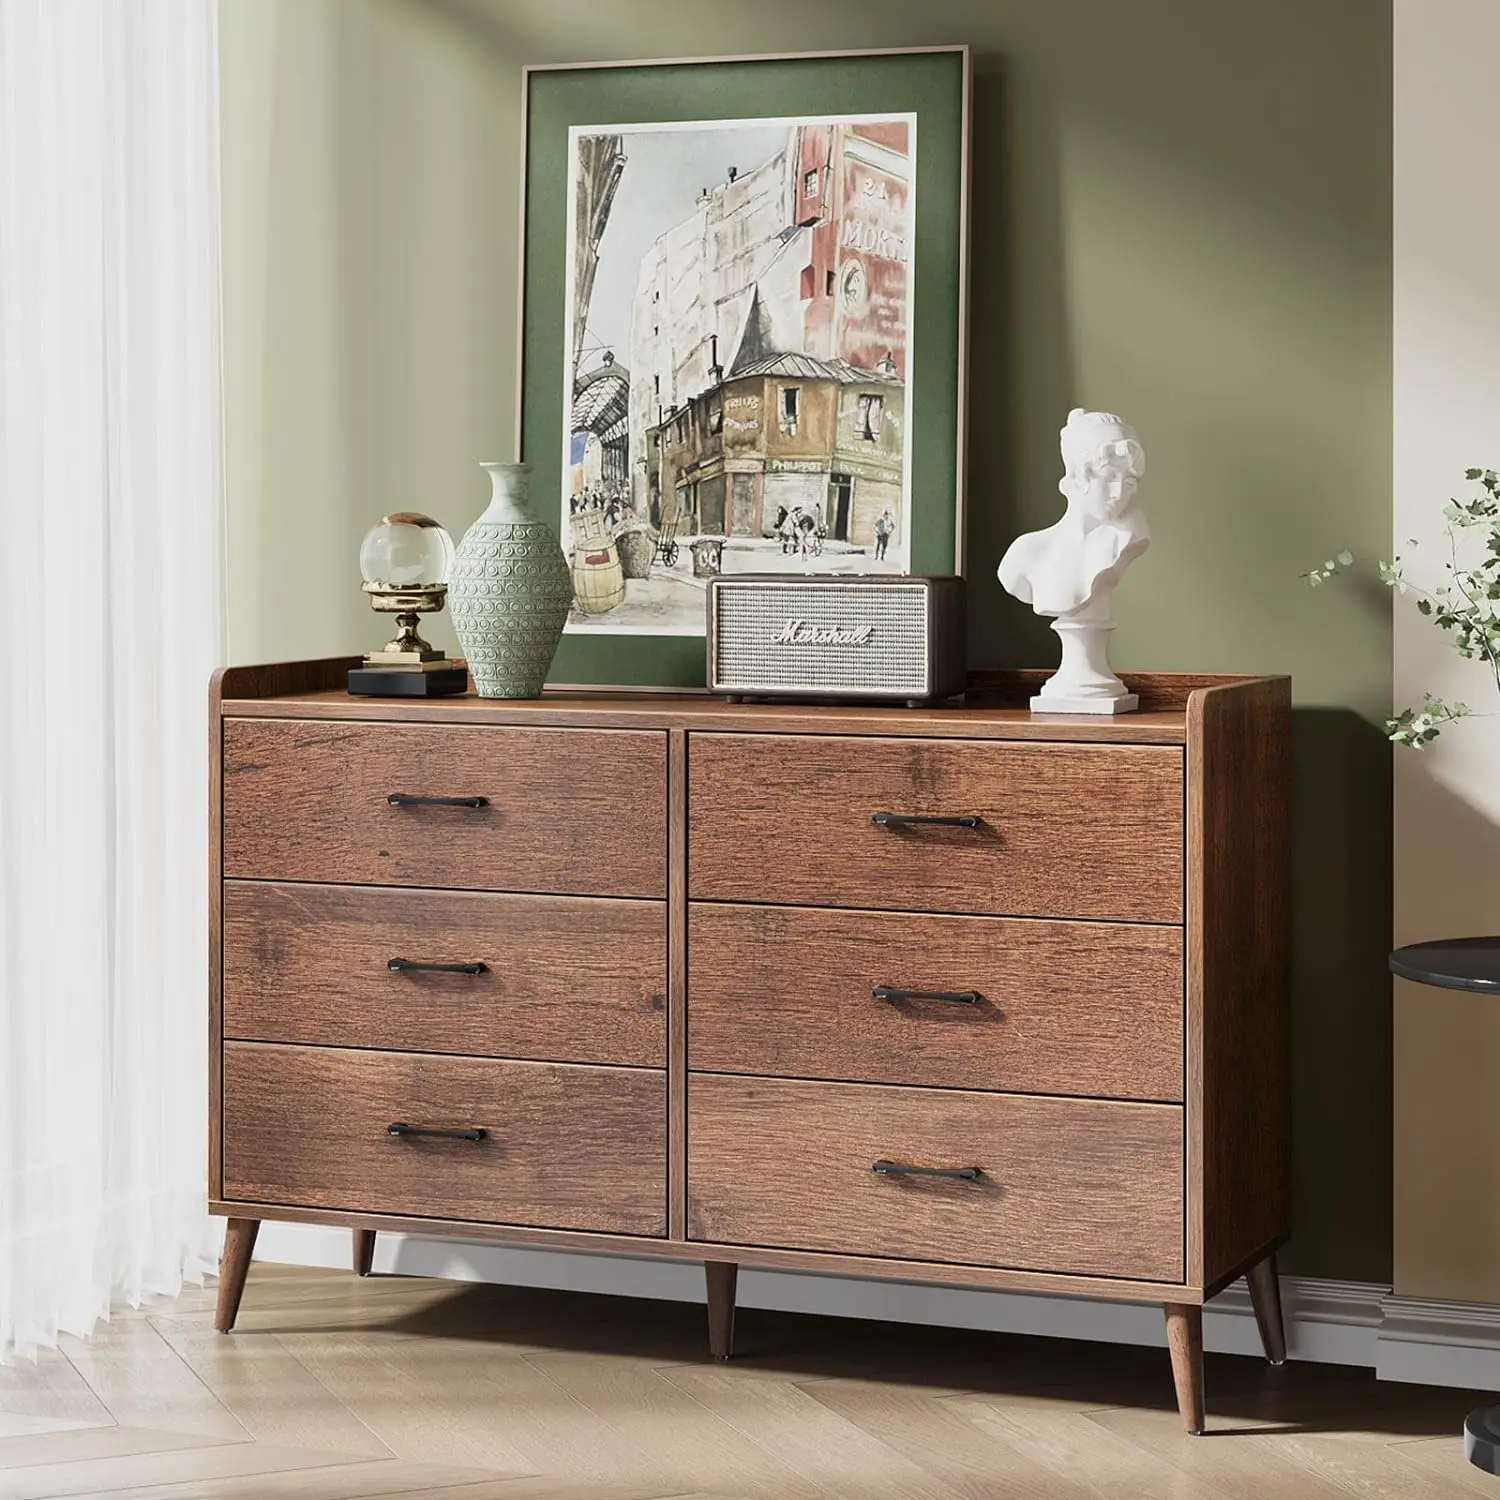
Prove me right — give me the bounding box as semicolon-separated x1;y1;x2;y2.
520;48;968;688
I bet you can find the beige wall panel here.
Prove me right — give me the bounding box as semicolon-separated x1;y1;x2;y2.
1394;0;1500;1301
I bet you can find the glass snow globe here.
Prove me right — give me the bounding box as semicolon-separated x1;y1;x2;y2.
358;512;455;663
350;513;466;696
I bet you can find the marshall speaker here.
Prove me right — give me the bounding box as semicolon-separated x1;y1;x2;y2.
706;574;966;706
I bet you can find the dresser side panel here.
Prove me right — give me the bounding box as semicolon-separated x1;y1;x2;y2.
1187;678;1293;1287
209;673;226;1201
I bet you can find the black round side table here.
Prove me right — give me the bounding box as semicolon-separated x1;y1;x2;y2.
1389;938;1500;1474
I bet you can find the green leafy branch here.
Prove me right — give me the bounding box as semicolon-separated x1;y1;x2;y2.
1385;695;1469;749
1305;467;1500;747
1303;549;1354;586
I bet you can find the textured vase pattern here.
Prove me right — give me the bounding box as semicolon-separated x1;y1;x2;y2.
449;466;572;699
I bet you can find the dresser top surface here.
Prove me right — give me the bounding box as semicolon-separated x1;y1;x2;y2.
214;665;1290;746
219;688;1185;743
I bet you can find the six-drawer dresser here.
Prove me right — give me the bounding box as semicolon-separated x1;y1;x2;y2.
209;660;1291;1434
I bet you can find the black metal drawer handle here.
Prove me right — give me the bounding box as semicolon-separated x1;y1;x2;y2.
871;812;982;829
387;793;488;809
872;1159;980;1180
387;1122;487;1142
873;986;979;1005
388;958;488;976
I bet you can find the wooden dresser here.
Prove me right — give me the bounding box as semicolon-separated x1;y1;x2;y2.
209;661;1291;1434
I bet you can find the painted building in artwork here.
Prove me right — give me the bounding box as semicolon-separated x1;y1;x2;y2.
648;353;903;546
796;120;912;377
627;120;911;545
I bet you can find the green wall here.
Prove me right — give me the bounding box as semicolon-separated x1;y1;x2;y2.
221;0;1393;1280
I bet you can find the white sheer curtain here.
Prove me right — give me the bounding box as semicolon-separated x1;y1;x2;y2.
0;0;224;1361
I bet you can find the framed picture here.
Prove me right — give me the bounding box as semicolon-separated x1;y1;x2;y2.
518;45;971;688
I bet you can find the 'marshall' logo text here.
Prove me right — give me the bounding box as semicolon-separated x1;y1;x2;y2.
773;619;873;647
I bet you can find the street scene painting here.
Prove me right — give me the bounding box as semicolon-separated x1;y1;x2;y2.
562;114;917;634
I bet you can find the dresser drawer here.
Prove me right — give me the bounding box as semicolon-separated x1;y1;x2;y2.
222;719;666;898
223;882;665;1067
222;1043;665;1235
687;1075;1183;1282
688;733;1182;922
688;904;1182;1101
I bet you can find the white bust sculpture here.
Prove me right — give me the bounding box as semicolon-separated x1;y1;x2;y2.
998;408;1150;714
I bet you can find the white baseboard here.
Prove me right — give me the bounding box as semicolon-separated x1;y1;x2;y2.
254;1223;1411;1376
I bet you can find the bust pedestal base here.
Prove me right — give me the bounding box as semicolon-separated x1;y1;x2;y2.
1030;617;1138;716
1031;691;1139;716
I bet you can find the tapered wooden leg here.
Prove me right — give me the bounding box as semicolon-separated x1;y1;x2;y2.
1247;1251;1287;1366
1164;1303;1205;1434
354;1229;377;1277
214;1218;261;1334
705;1260;738;1361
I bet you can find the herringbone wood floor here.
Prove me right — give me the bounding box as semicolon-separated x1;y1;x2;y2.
1;1265;1494;1499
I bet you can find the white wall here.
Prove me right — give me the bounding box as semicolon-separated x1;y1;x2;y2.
1393;0;1500;1301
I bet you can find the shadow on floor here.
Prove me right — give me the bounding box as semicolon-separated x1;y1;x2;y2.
274;1278;1485;1442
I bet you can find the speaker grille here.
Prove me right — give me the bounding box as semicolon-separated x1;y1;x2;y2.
713;580;930;696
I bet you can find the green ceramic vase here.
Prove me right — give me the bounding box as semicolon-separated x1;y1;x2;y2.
449;462;572;698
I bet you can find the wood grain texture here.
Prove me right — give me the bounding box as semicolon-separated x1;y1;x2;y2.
222;881;666;1067
204;661;1295;1432
1185;678;1292;1287
221;1042;666;1236
687;1075;1184;1282
1247;1251;1287;1365
222;718;667;898
1200;1239;1289;1301
214;669;1284;738
966;668;1271;714
705;1261;737;1361
208;677;225;1203
213;658;362;702
690;732;1184;922
667;730;688;1242
1164;1302;1205;1434
219;687;1193;743
353;1228;376;1277
214;1217;259;1333
209;1195;1197;1303
688;903;1183;1101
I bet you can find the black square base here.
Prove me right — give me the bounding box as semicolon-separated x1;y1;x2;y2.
347;666;470;697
